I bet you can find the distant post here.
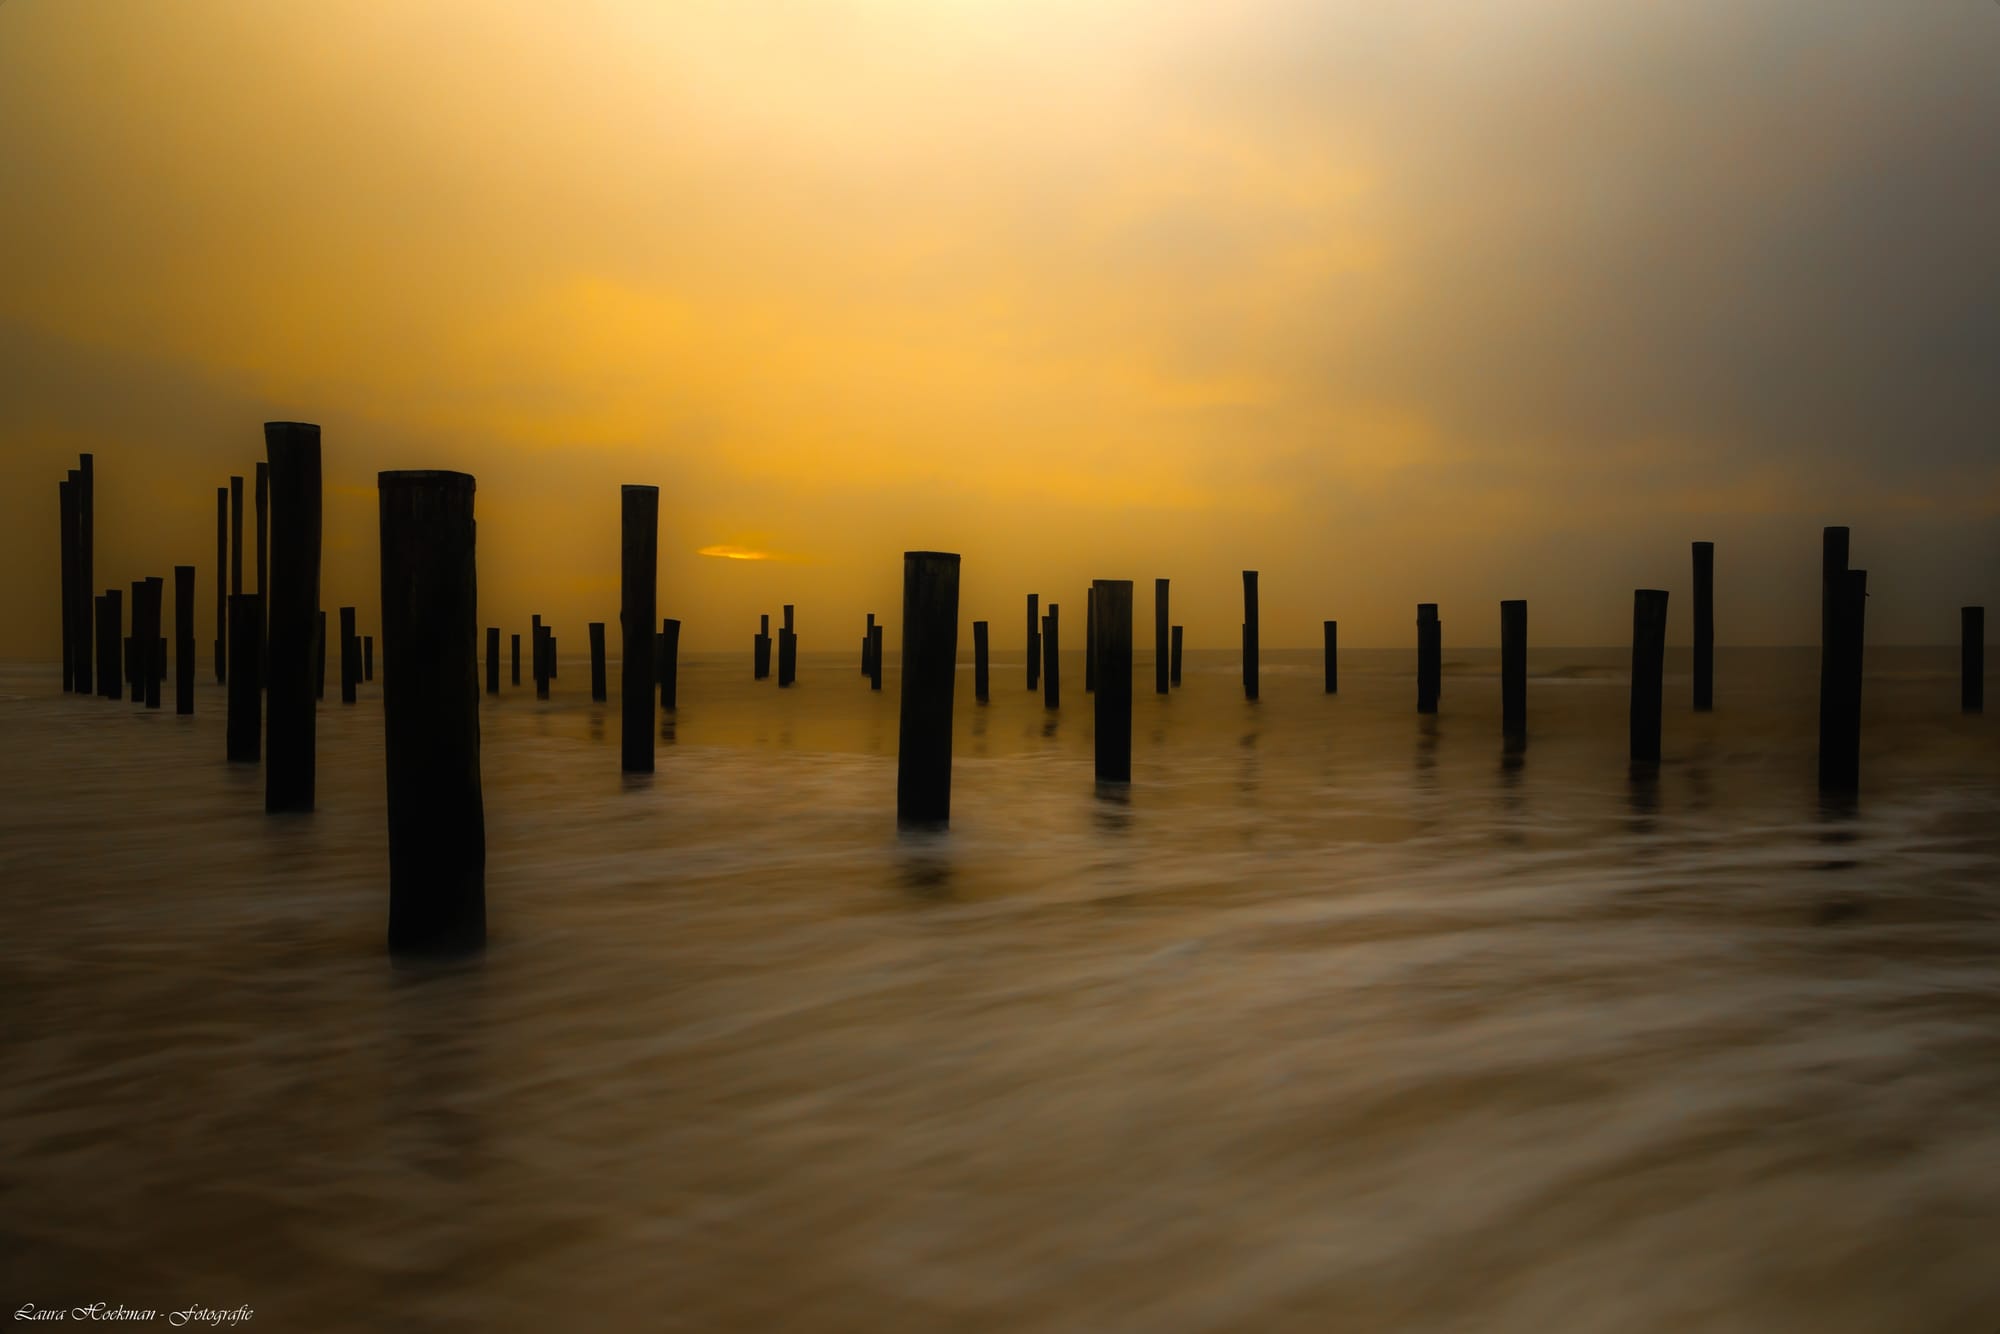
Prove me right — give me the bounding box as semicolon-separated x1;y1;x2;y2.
255;461;269;676
973;620;989;702
1095;580;1133;782
1964;607;1984;714
226;594;263;762
75;455;95;695
265;421;321;814
1043;604;1061;709
215;486;228;683
535;625;550;698
621;484;659;773
754;614;771;680
379;470;484;955
141;577;164;709
340;606;359;704
229;474;244;606
1026;593;1040;691
1324;620;1339;694
1154;579;1169;695
779;605;797;687
486;627;500;695
869;624;884;692
1085;588;1097;693
589;621;608;702
1500;601;1526;739
102;589;122;700
1417;604;1440;714
1816;526;1850;782
1819;567;1867;792
59;477;76;692
896;551;960;826
128;580;144;702
174;566;196;715
1170;626;1183;687
659;618;680;709
510;633;520;686
1693;541;1714;711
1241;571;1259;700
1630;589;1668;769
864;613;875;676
531;614;546;699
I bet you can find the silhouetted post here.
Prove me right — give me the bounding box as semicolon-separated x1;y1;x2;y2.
621;484;659;773
255;461;269;677
1043;604;1061;709
175;566;195;715
1630;589;1668;768
265;422;322;814
869;624;884;691
227;594;263;761
1501;601;1526;739
1027;593;1040;691
486;627;500;694
778;604;797;687
363;635;374;682
141;577;164;709
59;477;76;692
101;590;122;699
75;454;95;695
896;551;959;826
531;614;545;698
315;610;326;700
1324;620;1339;694
229;474;244;604
589;622;608;701
1417;604;1440;714
1964;607;1984;714
1085;588;1097;693
864;613;875;675
1819;568;1867;792
510;633;520;686
378;471;484;954
548;632;558;680
1095;580;1133;782
1242;571;1259;701
1693;541;1714;711
535;626;551;699
660;618;680;709
754;614;771;679
1816;526;1850;779
340;607;359;704
1171;625;1183;687
215;486;228;683
128;579;145;702
973;620;989;701
1154;579;1169;695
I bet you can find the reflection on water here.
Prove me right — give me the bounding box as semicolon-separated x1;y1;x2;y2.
2;646;1997;1333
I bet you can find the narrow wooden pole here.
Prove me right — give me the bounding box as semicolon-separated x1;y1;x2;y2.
1026;593;1040;691
755;614;771;680
215;486;228;682
1170;625;1183;687
870;624;884;692
175;566;195;715
1692;541;1714;711
1816;526;1850;779
363;635;374;682
255;461;269;677
1241;571;1259;701
589;622;608;701
1819;568;1867;792
535;625;550;699
896;551;959;826
378;471;483;953
779;604;797;687
128;579;145;702
1964;607;1984;714
340;607;359;704
973;620;989;702
59;477;75;692
1417;603;1440;714
227;593;263;762
660;618;680;710
548;630;558;681
1324;620;1339;694
1085;587;1097;693
511;633;521;686
264;422;321;814
531;614;545;697
229;474;244;601
141;577;164;709
1630;589;1668;768
621;485;659;773
103;590;122;700
1095;580;1133;782
1501;600;1526;739
1153;579;1169;695
96;594;115;699
864;612;875;675
75;453;94;696
1043;604;1061;709
486;627;500;694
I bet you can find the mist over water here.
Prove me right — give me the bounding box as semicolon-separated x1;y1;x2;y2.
4;647;1997;1332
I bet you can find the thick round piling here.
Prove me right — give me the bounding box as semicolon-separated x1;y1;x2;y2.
621;485;659;773
256;461;270;674
227;594;263;762
1416;604;1441;713
1630;589;1668;768
660;618;681;710
973;620;990;701
1964;607;1984;713
486;627;500;694
1501;601;1526;738
1095;580;1134;782
141;577;164;709
59;477;76;692
1241;571;1259;701
1043;604;1061;709
778;605;797;688
589;621;608;702
340;607;359;704
378;472;484;954
175;566;196;715
1170;625;1183;687
1085;588;1097;693
1027;593;1040;691
1324;620;1340;694
1819;569;1867;793
896;552;960;826
264;422;322;814
1693;541;1714;711
870;624;884;691
214;487;228;683
75;454;95;696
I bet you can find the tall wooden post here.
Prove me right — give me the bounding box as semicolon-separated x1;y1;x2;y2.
589;622;608;701
1964;607;1984;714
1501;600;1526;739
227;594;263;762
102;589;122;700
128;579;145;702
229;474;244;603
531;614;545;698
1816;526;1850;780
1085;587;1097;693
1324;620;1339;694
1630;589;1668;768
141;577;164;709
59;477;76;692
486;627;500;694
778;604;797;687
264;422;321;814
870;624;884;692
864;613;875;675
754;614;771;679
659;618;680;710
1043;604;1061;709
340;607;359;704
215;486;228;683
1417;604;1441;714
1819;568;1867;793
1170;625;1183;687
896;551;959;826
1693;541;1714;711
175;565;196;715
973;620;989;702
1026;593;1040;691
621;485;659;773
255;461;270;677
1241;571;1259;701
75;454;95;696
1095;580;1133;782
1153;579;1169;695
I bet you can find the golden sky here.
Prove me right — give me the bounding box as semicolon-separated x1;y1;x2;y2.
2;0;1995;651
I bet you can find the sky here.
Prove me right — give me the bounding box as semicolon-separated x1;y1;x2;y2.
1;0;1995;653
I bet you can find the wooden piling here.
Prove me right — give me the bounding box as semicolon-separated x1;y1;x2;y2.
973;620;989;702
264;422;322;814
340;607;359;704
229;475;244;601
1964;607;1984;714
535;625;550;700
1171;625;1183;687
75;454;95;696
870;623;884;692
1630;589;1668;768
1154;579;1169;695
129;580;145;702
1819;567;1867;792
1043;604;1061;709
1816;526;1850;776
864;613;875;676
175;566;196;715
1242;571;1259;701
486;627;500;695
227;594;262;762
1325;620;1339;694
59;477;76;692
1085;588;1097;693
102;590;122;700
896;551;960;826
255;461;269;677
531;614;545;698
1095;580;1133;782
141;577;164;709
754;614;771;680
215;486;228;683
778;605;797;687
511;632;521;686
660;618;680;710
1027;593;1040;691
1417;604;1440;714
1501;601;1526;738
589;622;608;701
621;484;659;773
1693;541;1714;711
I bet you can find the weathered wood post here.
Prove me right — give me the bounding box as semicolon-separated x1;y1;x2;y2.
1154;579;1169;695
256;461;269;677
1241;571;1259;701
1501;600;1526;739
754;614;771;679
864;613;875;676
75;454;94;696
870;624;884;691
227;593;263;762
1964;607;1984;714
102;589;122;700
264;422;322;814
363;635;374;682
1043;604;1061;709
1816;526;1850;781
1819;567;1867;792
1693;541;1714;711
536;625;551;699
215;486;228;682
128;579;145;702
141;577;164;709
621;484;659;773
510;632;521;686
1095;580;1133;781
229;474;245;606
1085;587;1097;693
659;618;680;710
1324;620;1339;694
896;551;960;826
531;614;545;698
973;620;990;701
378;471;484;953
589;622;608;701
340;607;360;704
1417;603;1441;714
1027;593;1040;691
1171;625;1183;687
1630;589;1668;769
486;627;500;694
175;565;196;715
59;477;76;692
778;604;797;687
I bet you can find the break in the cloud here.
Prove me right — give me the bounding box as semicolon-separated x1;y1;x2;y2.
0;0;1993;652
698;546;784;563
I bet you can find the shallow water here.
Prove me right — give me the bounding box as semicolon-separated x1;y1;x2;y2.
3;646;1997;1333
